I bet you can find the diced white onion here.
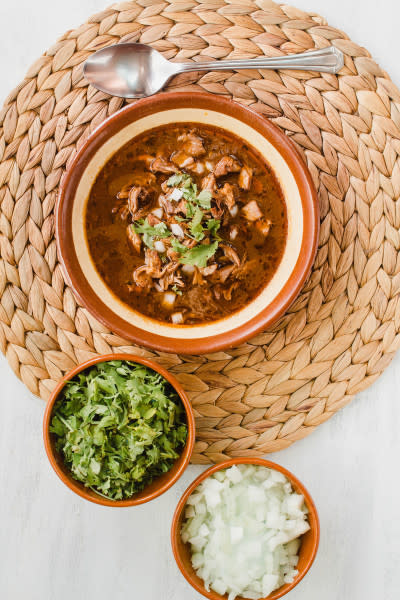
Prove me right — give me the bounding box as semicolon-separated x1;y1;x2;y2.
181;264;195;276
170;188;183;201
171;312;184;324
152;208;163;219
162;292;176;309
171;223;184;238
205;160;214;171
181;464;310;600
154;240;166;253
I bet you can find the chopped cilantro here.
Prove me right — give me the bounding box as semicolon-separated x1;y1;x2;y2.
132;218;171;248
172;285;183;296
180;241;219;268
196;189;212;210
167;173;191;187
207;218;221;238
50;360;188;501
171;238;187;254
189;208;205;241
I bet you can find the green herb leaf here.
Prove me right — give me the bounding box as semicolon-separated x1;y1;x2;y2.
172;285;183;296
189;207;205;241
207;218;221;237
179;241;219;268
49;360;188;501
132;218;171;248
171;238;187;254
167;173;190;187
196;189;212;210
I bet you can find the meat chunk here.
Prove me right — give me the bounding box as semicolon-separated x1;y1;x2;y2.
128;186;153;220
256;218;272;237
133;265;152;289
217;264;235;283
200;263;218;277
144;249;162;277
238;165;253;190
217;183;235;212
178;131;206;157
242;200;263;222
150;157;178;174
127;226;141;254
147;213;161;227
214;156;241;178
171;151;195;170
220;243;241;267
201;173;216;192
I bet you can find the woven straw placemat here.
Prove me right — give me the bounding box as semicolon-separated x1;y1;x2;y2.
1;1;400;463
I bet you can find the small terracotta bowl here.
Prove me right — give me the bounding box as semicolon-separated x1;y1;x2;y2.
43;353;195;507
56;92;319;355
171;458;319;600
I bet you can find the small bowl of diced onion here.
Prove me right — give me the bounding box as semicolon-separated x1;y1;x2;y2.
171;458;319;600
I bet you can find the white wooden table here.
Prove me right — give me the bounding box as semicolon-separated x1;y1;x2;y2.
0;2;399;599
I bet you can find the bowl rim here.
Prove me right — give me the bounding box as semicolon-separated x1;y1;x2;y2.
43;353;195;507
171;457;320;600
56;91;319;354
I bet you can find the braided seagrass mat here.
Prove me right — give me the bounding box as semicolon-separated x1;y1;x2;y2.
1;1;400;464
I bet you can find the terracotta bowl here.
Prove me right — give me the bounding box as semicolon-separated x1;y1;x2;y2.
57;92;319;354
43;353;195;507
171;458;319;600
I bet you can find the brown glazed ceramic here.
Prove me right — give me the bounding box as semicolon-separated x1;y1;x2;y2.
43;353;195;507
171;458;319;600
56;92;319;354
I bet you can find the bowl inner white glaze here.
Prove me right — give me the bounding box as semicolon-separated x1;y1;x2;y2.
72;108;303;339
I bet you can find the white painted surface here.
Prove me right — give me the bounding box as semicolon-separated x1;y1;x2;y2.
0;2;399;599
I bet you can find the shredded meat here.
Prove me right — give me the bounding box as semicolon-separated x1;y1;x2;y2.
178;131;206;157
144;249;162;277
150;157;178;174
147;213;161;226
128;186;154;221
133;265;152;288
217;183;236;212
201;173;216;192
171;151;196;169
214;156;241;177
242;200;263;222
127;226;141;254
200;264;218;277
221;243;241;267
216;264;235;283
238;165;253;190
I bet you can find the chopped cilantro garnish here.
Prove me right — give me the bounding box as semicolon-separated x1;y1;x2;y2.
207;218;221;238
180;241;219;268
171;238;187;254
132;218;171;248
167;173;191;187
50;360;188;501
172;285;183;296
196;189;212;210
190;207;205;241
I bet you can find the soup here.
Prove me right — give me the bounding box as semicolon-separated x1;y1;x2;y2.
85;124;287;325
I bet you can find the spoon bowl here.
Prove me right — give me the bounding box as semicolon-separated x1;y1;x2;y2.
83;43;344;99
83;43;179;98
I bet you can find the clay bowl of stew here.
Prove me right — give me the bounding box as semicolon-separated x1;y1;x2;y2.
57;92;319;354
43;353;195;507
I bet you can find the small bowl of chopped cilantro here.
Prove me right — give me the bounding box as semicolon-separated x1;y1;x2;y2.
43;354;195;506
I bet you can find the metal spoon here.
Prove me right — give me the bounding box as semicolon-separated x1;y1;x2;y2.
83;43;344;99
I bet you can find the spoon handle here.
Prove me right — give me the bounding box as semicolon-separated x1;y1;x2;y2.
177;47;344;75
